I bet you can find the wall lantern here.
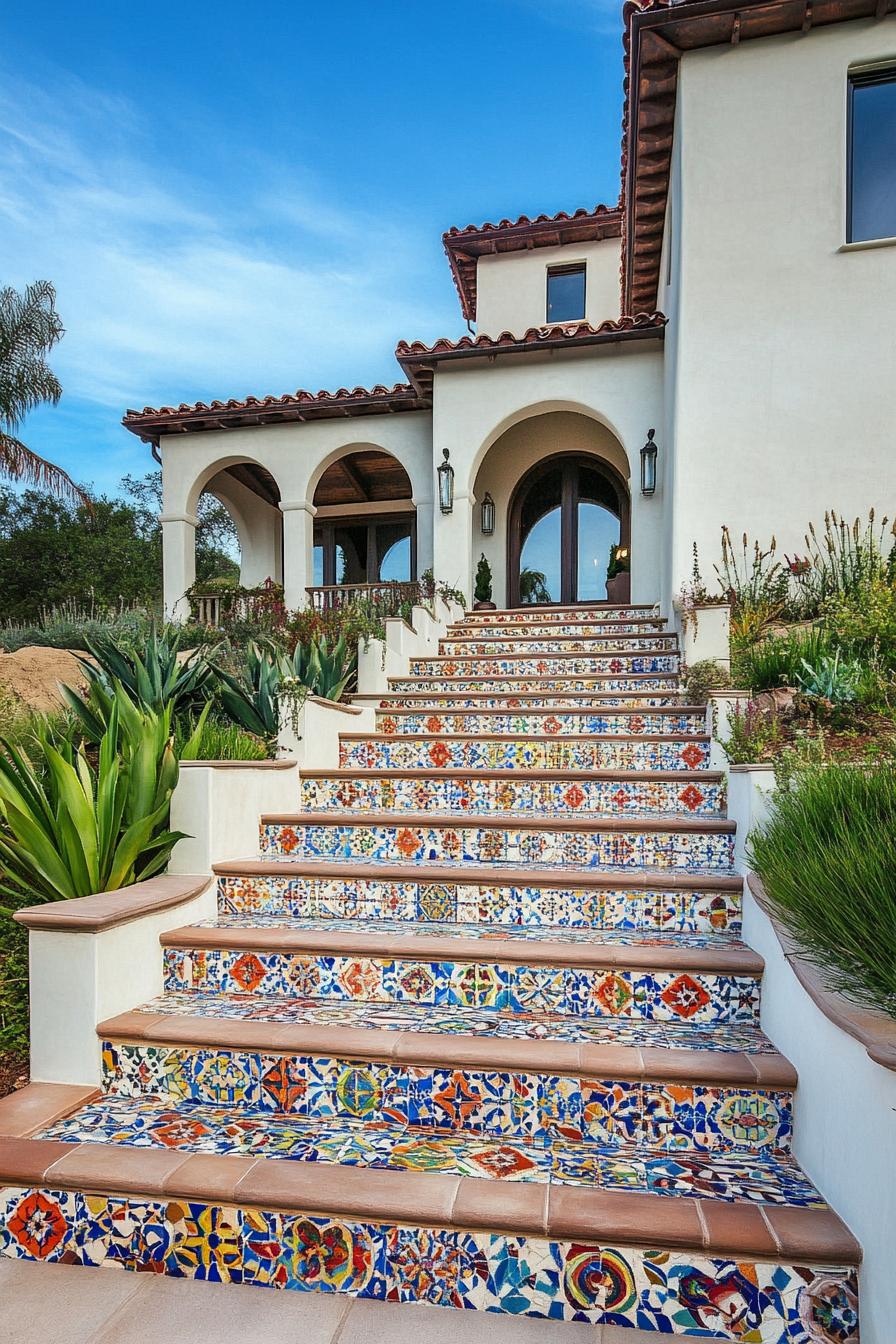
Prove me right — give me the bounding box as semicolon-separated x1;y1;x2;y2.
480;491;496;536
437;448;455;514
640;428;658;496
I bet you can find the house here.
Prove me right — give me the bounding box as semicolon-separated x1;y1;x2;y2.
123;0;896;619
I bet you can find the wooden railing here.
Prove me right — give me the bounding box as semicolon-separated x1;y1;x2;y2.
306;581;420;613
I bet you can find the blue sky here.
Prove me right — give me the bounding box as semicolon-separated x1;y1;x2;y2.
1;0;625;496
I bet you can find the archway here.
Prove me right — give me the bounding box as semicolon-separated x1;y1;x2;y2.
311;449;416;589
507;453;630;606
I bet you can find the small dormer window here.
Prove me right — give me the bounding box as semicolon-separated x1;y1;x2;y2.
546;264;586;323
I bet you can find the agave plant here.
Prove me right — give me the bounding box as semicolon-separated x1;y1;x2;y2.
291;634;356;701
74;623;214;722
0;694;189;906
796;650;862;703
212;641;285;740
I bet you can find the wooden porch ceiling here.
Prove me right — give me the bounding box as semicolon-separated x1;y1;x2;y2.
313;451;414;507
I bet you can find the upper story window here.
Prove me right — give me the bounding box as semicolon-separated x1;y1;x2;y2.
546;264;586;323
848;68;896;243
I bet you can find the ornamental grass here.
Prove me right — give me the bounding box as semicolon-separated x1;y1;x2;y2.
748;764;896;1018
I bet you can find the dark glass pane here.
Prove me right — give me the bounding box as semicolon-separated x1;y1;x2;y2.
547;268;585;322
312;545;324;586
577;501;620;601
850;76;896;242
334;529;365;583
377;523;413;581
520;507;561;603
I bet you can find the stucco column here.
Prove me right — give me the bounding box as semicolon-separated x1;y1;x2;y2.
160;513;197;621
433;493;474;604
414;495;434;580
280;500;315;611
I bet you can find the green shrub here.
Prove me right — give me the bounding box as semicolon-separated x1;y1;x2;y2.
732;626;834;691
796;650;862;703
176;714;270;761
66;623;215;729
749;765;896;1017
0;598;154;653
0;695;186;906
789;510;896;617
823;578;896;669
683;659;730;704
474;554;493;604
722;701;784;764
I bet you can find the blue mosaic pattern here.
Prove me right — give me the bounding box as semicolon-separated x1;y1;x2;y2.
299;774;724;817
102;1040;793;1152
0;1185;859;1335
216;873;743;933
410;654;681;678
260;819;736;872
163;947;760;1023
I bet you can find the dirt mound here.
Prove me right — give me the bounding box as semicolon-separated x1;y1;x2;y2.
0;646;90;715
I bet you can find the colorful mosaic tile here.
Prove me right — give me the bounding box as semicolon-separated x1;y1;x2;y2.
461;606;658;625
102;1039;792;1152
260;819;736;873
387;676;682;694
216;873;742;933
440;635;679;656
372;709;706;736
340;735;709;772
444;619;667;640
409;655;680;678
164;946;759;1024
0;1185;859;1335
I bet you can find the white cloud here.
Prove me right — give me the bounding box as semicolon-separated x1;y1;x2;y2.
0;70;461;427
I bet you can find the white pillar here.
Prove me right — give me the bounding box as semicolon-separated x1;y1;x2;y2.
433;493;474;604
160;513;197;621
280;500;315;611
414;495;434;579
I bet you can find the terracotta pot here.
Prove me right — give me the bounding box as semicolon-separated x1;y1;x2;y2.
473;599;496;610
605;571;631;603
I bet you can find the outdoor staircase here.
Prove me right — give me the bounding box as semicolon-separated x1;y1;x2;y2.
0;603;861;1340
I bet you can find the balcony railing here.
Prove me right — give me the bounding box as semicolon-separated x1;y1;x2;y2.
306;581;420;613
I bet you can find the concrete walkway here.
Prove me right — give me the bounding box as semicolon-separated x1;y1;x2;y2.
0;1260;661;1343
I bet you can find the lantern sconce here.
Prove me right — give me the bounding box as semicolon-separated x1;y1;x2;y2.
480;491;495;536
640;428;658;496
437;448;455;514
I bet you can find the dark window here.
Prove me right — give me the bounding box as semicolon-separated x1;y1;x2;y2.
546;265;586;322
848;69;896;243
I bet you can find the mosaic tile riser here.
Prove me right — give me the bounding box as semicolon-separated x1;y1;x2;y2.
260;822;736;873
387;678;682;694
463;607;657;624
0;1186;858;1338
410;656;681;678
216;875;742;933
163;949;760;1023
340;737;710;771
440;637;680;656
300;776;724;817
373;711;705;736
445;621;666;639
102;1043;793;1153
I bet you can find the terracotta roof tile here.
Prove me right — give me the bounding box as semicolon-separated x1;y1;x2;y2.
443;205;623;321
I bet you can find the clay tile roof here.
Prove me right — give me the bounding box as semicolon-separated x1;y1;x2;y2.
396;312;665;397
122;382;430;441
443;205;623;322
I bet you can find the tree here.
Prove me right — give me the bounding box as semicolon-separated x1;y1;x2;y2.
121;472;239;581
0;282;87;503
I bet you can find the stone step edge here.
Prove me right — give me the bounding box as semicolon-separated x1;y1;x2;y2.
97;1011;794;1088
160;923;763;975
0;1135;860;1265
303;768;721;784
260;810;736;834
212;857;744;892
340;732;711;744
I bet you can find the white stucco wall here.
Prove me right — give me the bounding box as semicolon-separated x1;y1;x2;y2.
665;16;896;612
475;238;622;338
430;342;665;604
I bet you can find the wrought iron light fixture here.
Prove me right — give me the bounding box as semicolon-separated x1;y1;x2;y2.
640;429;658;496
480;491;496;536
437;448;455;514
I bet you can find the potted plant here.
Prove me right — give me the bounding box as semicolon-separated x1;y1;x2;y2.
474;554;496;610
605;544;631;603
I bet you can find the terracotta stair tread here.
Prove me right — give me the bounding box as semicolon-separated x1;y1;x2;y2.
98;1002;794;1086
0;1133;857;1262
261;809;735;833
160;919;763;974
213;856;744;890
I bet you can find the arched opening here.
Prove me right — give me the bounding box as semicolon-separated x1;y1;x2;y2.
508;453;630;606
311;449;416;589
195;461;283;589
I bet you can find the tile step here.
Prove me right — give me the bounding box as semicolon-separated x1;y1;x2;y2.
445;619;668;638
369;710;706;734
409;656;680;678
339;737;712;770
258;811;736;873
34;1097;819;1206
213;859;743;934
386;677;682;694
159;921;762;1024
298;771;725;818
440;636;680;656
